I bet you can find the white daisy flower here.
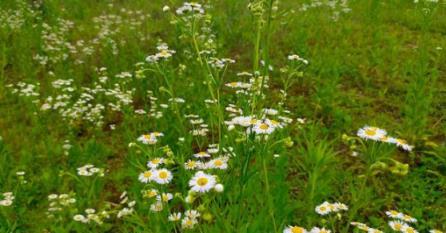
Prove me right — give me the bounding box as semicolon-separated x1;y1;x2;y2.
206;157;229;170
386;210;403;219
193;151;211;158
147;157;164;169
395;139;414;152
189;171;217;193
400;214;417;223
284;226;307;233
315;202;331;215
168;212;182;222
402;226;418;233
156;193;173;203
310;227;331;233
153;168;173;184
138;170;155;183
184;209;200;219
357;126;387;141
181;217;198;229
150;201;163;212
368;228;383;233
250;120;276;135
388;220;409;232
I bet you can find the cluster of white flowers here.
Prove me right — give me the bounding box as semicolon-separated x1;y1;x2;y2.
386;210;419;232
73;208;110;225
47;193;76;218
145;43;176;63
284;226;332;233
37;68;135;127
33;7;150;66
288;54;309;64
357;126;414;151
299;0;351;21
350;222;383;233
225;114;290;135
176;2;205;15
414;0;439;3
116;192;135;218
186;114;210;136
137;132;164;145
77;164;104;177
0;0;40;31
8;82;40;98
315;201;348;215
386;210;417;223
0;192;14;206
208;57;235;69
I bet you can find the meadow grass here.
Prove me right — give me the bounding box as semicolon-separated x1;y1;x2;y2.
0;0;445;232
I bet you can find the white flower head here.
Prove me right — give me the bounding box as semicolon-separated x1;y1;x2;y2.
189;171;217;193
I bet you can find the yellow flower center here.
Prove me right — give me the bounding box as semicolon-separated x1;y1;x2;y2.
159;171;168;179
151;158;160;164
197;177;209;186
214;160;223;166
147;190;157;197
394;223;402;230
259;123;269;130
143;171;152;178
229;82;237;87
291;227;305;233
397;139;407;144
365;128;376;136
390;210;398;216
270;120;279;125
159;50;169;56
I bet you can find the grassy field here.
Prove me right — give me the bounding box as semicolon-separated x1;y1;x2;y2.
0;0;445;232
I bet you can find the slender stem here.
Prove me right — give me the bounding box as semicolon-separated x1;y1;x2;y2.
262;150;277;232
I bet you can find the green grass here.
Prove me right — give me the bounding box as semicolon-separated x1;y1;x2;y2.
0;0;445;232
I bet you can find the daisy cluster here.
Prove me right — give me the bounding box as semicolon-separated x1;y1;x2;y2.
386;210;419;233
8;82;40;98
73;208;110;225
315;201;348;215
0;192;14;207
135;129;227;230
176;2;205;15
357;126;414;151
34;7;150;66
116;192;135;219
299;0;351;21
186;114;210;137
171;2;218;58
226;113;290;135
38;67;134;127
0;0;40;31
350;209;444;233
145;43;176;63
137;132;164;145
284;226;331;233
350;222;383;233
47;193;76;218
77;164;104;177
288;54;309;64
